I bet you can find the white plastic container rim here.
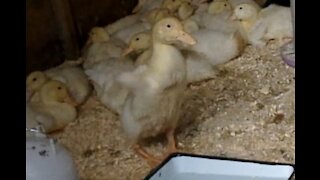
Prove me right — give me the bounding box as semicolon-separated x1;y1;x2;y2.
144;153;295;180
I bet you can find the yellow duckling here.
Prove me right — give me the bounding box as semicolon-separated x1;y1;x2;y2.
27;80;77;133
117;17;196;167
26;71;49;102
123;31;217;83
122;31;152;66
27;65;91;106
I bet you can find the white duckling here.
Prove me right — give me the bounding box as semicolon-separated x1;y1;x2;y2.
84;57;135;114
27;80;77;133
183;28;245;67
123;31;217;83
231;3;293;47
104;14;141;35
82;27;126;69
116;17;196;167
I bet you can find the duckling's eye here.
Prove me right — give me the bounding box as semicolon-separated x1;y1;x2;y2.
166;24;171;28
32;78;37;82
224;3;227;7
57;86;62;90
136;37;140;41
239;7;243;10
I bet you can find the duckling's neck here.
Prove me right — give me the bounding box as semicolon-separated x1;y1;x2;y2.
149;41;185;76
240;14;259;32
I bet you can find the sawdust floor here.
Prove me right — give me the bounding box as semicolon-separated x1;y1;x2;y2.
52;40;295;180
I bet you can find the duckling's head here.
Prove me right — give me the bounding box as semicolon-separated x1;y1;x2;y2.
27;71;48;92
162;0;184;13
230;3;259;21
88;27;110;44
208;0;231;15
146;8;171;25
152;17;196;45
122;32;152;56
40;80;78;107
178;1;195;20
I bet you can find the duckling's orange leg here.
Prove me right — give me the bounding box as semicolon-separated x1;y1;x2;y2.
164;128;178;156
132;144;162;168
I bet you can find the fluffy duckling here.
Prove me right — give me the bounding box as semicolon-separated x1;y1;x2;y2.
231;3;293;47
111;21;151;44
82;27;126;69
105;14;141;35
27;80;77;133
178;1;195;20
122;32;152;66
183;28;245;67
162;0;185;13
84;56;135;115
26;71;49;102
27;65;91;106
123;31;216;83
144;8;172;25
116;17;196;167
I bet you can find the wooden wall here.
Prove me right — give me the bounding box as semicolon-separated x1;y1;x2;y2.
26;0;137;75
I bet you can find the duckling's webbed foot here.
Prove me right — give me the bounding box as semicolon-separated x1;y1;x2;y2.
132;144;162;168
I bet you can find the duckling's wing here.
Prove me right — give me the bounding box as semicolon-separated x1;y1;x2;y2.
116;65;149;92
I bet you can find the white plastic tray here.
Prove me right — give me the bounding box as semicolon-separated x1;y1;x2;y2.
145;153;294;180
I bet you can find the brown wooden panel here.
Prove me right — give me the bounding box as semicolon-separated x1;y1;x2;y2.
26;0;64;75
69;0;137;47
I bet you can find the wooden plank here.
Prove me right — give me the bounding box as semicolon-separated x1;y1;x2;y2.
50;0;80;59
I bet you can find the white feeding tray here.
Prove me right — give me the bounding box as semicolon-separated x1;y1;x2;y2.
145;153;294;180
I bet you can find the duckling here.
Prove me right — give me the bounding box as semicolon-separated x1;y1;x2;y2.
162;0;185;13
122;31;152;66
111;21;151;44
183;28;245;67
144;8;172;25
116;17;196;167
123;31;216;83
27;65;91;106
84;56;135;115
231;3;293;47
82;27;126;69
105;14;141;35
27;80;77;133
178;1;195;20
26;71;49;102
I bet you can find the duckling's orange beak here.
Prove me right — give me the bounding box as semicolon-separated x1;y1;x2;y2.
122;47;134;56
176;30;197;45
26;88;34;102
229;13;237;21
63;94;79;107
